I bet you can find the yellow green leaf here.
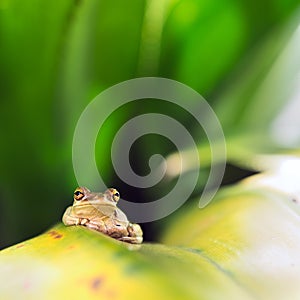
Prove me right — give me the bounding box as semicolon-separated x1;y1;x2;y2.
1;223;253;299
162;183;300;299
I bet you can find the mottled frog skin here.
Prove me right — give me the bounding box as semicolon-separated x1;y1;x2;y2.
62;187;143;244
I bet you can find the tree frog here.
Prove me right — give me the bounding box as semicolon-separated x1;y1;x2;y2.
62;187;143;244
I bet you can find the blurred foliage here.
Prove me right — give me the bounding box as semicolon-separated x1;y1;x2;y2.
1;0;300;251
2;0;300;298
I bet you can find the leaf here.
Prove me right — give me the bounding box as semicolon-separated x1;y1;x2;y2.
0;224;252;300
164;11;300;176
0;0;79;247
162;177;300;299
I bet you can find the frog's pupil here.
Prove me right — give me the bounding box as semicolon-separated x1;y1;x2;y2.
114;192;119;198
74;191;83;198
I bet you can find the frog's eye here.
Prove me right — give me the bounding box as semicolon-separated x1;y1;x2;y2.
112;190;120;202
74;189;84;200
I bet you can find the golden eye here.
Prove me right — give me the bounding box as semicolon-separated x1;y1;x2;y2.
74;188;84;200
112;189;120;202
105;188;121;202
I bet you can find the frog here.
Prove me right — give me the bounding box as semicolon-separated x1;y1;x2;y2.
62;187;143;244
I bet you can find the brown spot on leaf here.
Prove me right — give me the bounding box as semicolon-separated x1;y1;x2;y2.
91;277;103;290
48;230;63;239
16;243;25;249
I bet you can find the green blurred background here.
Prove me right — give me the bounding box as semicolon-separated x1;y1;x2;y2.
1;0;300;249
